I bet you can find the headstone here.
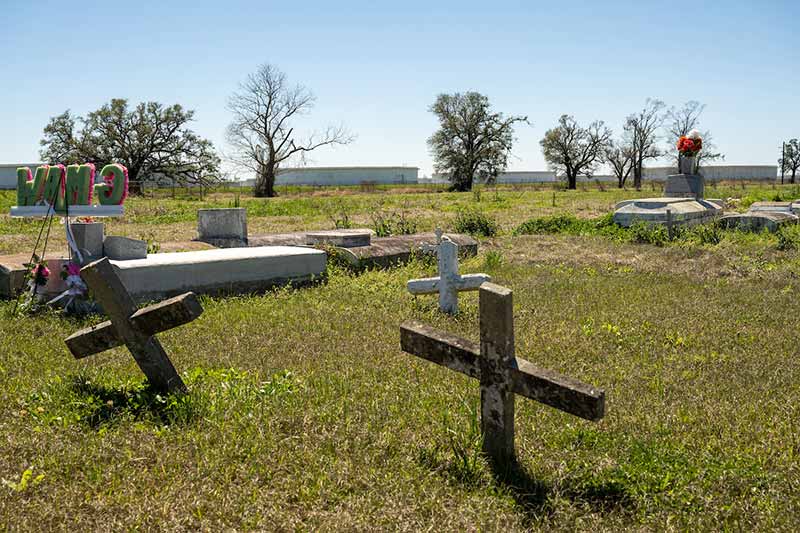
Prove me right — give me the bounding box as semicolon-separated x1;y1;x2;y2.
401;282;605;465
104;236;148;260
197;208;248;248
69;222;105;264
664;174;704;199
407;229;490;314
65;258;203;393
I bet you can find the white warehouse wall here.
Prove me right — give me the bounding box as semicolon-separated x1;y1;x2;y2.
428;171;558;184
275;166;418;186
642;165;778;181
0;164;42;189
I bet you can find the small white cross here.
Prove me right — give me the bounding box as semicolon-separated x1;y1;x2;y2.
407;228;491;314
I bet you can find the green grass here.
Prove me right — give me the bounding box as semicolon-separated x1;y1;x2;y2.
1;184;800;529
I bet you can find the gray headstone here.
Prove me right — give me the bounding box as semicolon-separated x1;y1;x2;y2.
664;174;704;199
104;236;148;260
70;222;105;264
197;208;248;248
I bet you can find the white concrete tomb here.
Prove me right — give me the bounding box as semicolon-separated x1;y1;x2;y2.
111;246;326;302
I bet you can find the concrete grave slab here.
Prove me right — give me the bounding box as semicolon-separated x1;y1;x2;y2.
613;197;723;227
720;212;798;232
0;254;70;299
110;246;326;302
305;229;372;248
247;231;479;269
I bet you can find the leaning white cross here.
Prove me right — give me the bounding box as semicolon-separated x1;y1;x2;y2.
401;282;605;465
407;229;490;314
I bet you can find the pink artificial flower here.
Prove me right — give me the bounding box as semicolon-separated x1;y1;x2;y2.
66;262;81;276
32;264;50;283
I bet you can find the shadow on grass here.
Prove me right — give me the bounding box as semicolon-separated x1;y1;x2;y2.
69;375;198;428
489;457;633;521
417;442;633;521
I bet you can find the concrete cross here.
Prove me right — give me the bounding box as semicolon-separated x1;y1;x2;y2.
401;282;605;465
64;258;203;393
407;229;490;314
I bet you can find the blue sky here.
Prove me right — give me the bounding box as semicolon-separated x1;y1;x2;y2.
1;0;797;178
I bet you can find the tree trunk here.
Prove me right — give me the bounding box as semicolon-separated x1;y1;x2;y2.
567;172;577;190
633;163;643;190
792;169;797;185
450;170;473;192
254;165;278;197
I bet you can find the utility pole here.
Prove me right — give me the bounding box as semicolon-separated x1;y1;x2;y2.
781;141;786;185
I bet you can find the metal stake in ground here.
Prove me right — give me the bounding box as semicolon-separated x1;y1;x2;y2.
400;282;605;465
64;258;203;393
407;229;490;314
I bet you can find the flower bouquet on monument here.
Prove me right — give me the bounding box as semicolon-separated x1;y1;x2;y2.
677;129;703;174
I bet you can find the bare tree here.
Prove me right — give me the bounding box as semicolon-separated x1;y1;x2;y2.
604;139;635;188
665;100;724;170
540;115;611;190
780;139;800;184
624;99;665;189
226;64;353;197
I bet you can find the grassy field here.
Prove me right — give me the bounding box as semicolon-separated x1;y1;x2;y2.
2;183;800;530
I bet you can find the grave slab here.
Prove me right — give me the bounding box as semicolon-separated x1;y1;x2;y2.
612;197;723;227
305;229;372;248
0;254;71;299
110;246;326;302
247;231;479;269
720;211;798;232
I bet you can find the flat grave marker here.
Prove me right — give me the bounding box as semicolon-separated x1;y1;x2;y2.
65;258;203;393
401;282;605;465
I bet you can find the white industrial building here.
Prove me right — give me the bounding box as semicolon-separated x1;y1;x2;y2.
426;171;558;184
0;163;42;189
274;166;418;186
642;165;778;181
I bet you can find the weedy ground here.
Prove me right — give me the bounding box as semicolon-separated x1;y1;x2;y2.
1;183;799;531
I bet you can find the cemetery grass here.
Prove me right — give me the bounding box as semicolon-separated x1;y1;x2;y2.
1;186;800;529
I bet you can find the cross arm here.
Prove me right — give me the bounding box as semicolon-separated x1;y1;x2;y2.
511;359;605;421
407;278;441;296
407;273;491;295
400;321;605;421
65;292;204;359
400;321;480;379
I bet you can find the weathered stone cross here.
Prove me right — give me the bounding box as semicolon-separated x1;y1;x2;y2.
401;282;605;465
64;258;203;393
407;229;490;314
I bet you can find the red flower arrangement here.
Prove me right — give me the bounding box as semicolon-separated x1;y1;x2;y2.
677;130;703;157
